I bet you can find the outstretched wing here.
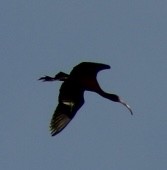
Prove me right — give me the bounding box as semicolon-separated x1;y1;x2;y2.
71;62;110;78
50;97;84;136
50;76;85;136
50;103;72;136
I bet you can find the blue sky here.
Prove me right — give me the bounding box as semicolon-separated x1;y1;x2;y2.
1;0;167;169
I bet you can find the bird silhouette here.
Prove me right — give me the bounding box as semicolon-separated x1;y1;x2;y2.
39;62;133;136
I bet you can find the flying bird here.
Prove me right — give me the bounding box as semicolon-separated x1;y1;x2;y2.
39;62;133;136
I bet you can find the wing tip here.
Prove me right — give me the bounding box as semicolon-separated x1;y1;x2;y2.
49;113;71;137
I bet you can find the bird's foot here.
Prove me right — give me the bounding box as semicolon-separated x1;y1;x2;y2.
38;76;55;82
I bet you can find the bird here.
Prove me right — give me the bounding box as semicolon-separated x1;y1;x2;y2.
39;62;133;136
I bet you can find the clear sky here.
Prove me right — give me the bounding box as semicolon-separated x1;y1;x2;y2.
1;0;167;170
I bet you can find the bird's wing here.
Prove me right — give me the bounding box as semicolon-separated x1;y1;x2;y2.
50;103;72;136
71;62;110;77
50;98;84;136
49;76;85;136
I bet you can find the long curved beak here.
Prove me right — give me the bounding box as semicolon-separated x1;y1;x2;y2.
119;99;133;115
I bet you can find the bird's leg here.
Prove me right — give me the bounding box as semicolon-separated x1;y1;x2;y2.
38;75;56;82
54;72;69;81
38;72;69;82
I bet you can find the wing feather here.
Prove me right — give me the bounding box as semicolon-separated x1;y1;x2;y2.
50;104;72;136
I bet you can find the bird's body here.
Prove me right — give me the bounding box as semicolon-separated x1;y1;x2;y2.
39;62;133;136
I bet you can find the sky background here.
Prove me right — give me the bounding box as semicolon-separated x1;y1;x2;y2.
1;0;167;170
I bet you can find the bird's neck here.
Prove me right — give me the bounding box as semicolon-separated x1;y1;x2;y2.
99;91;120;102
